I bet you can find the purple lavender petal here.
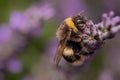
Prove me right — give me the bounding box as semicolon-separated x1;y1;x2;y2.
111;27;119;34
9;11;42;37
24;5;41;18
6;58;23;74
24;3;55;20
84;27;90;34
102;13;108;21
9;12;27;31
105;20;112;28
9;4;54;37
0;25;27;60
39;4;55;20
0;25;13;44
112;16;120;25
101;32;108;39
96;11;120;40
109;11;114;18
98;69;114;80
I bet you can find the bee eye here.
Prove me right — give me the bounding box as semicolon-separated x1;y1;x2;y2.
76;18;86;24
76;19;82;23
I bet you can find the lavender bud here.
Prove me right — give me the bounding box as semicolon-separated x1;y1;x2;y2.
111;27;119;34
9;12;27;31
98;69;114;80
101;32;108;40
84;27;90;34
112;16;120;26
6;58;23;74
109;11;114;18
102;13;108;21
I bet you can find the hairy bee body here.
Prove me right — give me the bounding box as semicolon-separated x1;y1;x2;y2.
55;14;94;66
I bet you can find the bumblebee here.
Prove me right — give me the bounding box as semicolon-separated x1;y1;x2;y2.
54;13;94;66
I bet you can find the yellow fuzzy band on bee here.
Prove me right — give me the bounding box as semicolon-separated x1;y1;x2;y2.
65;17;78;33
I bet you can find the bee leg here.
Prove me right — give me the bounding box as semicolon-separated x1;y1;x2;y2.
54;29;72;67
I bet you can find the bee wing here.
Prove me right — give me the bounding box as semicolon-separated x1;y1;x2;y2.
54;29;71;67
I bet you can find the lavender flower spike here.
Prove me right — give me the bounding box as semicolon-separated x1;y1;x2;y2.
9;3;55;37
81;11;120;61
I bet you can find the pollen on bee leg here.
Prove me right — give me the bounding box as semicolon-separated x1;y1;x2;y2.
63;47;74;56
64;17;78;33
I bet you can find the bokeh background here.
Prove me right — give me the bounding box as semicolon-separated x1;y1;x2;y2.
0;0;120;80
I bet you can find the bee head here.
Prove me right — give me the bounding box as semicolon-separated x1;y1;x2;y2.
64;14;88;33
72;14;88;31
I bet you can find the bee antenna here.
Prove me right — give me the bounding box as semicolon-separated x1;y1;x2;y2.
78;10;85;16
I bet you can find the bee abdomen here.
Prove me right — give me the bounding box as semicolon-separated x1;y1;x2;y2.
62;46;84;65
63;55;80;63
63;54;86;66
